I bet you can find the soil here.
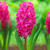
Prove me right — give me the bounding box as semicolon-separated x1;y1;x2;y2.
8;45;47;50
8;46;19;50
33;45;47;50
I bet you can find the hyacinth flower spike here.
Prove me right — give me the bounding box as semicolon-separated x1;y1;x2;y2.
45;12;50;34
16;2;36;50
0;1;11;50
15;2;41;50
45;12;50;50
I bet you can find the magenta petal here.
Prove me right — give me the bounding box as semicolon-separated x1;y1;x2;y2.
45;12;50;34
0;1;11;29
16;2;36;38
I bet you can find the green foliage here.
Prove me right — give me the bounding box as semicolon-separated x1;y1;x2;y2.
0;0;50;50
47;35;50;50
2;22;9;50
28;24;41;50
6;26;12;49
30;25;41;50
15;31;24;50
0;22;12;50
28;25;36;50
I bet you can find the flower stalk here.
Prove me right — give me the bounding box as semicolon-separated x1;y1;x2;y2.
25;37;27;50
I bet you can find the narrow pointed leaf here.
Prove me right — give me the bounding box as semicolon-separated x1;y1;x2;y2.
27;25;36;50
2;22;9;50
6;27;12;49
15;31;24;50
0;21;2;48
30;25;41;50
0;40;1;50
44;29;50;50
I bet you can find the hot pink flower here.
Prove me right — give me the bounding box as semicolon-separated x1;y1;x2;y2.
47;12;50;17
45;12;50;34
16;2;36;38
0;1;11;29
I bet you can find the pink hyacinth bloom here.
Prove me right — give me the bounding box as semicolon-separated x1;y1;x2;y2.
47;12;50;17
0;1;11;29
16;2;36;38
45;12;50;34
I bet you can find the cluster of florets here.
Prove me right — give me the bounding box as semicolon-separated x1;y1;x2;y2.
16;2;36;38
45;12;50;34
0;1;11;29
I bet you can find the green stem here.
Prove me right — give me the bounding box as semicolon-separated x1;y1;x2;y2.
7;28;12;49
25;37;27;50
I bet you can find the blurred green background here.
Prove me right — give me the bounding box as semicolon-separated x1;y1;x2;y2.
0;0;50;46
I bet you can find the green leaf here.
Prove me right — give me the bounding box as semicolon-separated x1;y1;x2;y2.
27;25;36;50
6;26;12;49
47;35;50;50
15;31;24;50
0;21;2;48
2;22;9;50
45;34;50;50
30;25;41;50
44;28;50;50
0;40;1;48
